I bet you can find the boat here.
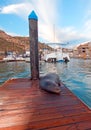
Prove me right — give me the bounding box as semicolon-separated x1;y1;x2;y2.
3;55;16;62
3;52;16;62
25;57;30;62
3;52;25;62
15;55;25;61
43;47;70;63
24;51;30;62
43;24;70;63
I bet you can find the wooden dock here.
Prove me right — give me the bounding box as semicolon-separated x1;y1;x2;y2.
0;78;91;130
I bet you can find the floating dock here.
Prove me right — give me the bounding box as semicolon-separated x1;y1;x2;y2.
0;10;91;130
0;78;91;130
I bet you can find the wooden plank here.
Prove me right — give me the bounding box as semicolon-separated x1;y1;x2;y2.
0;78;91;130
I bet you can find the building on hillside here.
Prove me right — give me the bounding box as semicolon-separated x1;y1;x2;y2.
73;47;79;58
73;42;91;59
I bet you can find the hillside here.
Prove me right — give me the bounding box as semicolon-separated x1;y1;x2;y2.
0;30;52;55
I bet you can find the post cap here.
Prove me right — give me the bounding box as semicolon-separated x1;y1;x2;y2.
28;10;38;20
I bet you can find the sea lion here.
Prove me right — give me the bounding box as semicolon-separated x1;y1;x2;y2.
39;73;61;94
40;73;61;86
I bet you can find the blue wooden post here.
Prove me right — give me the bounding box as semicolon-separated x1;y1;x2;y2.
28;11;39;80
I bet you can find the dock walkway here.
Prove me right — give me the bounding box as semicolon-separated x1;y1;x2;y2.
0;78;91;130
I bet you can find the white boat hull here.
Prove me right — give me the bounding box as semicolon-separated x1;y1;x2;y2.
3;55;25;62
43;52;70;62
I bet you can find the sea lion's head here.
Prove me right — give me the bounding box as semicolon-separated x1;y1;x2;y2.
47;83;61;94
40;79;61;94
52;85;61;94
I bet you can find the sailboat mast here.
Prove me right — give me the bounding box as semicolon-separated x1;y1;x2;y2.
53;24;55;43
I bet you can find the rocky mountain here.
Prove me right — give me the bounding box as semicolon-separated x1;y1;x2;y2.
0;30;52;55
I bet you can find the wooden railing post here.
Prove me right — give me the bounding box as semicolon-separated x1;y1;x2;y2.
28;10;39;80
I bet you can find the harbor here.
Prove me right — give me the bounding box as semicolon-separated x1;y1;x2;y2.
1;6;91;130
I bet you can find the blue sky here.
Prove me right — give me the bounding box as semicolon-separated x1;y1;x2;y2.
0;0;91;48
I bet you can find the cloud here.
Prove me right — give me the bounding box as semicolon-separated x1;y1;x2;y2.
0;0;59;22
0;3;32;18
1;0;91;48
81;1;91;40
39;25;78;43
81;9;91;41
0;0;62;42
84;19;91;32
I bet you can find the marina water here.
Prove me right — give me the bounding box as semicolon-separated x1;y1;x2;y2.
0;58;91;108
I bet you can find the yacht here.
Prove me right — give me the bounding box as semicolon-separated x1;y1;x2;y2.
43;47;70;63
3;52;24;62
3;52;16;62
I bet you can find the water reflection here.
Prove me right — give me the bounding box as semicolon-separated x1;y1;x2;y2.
0;59;91;108
40;59;91;108
0;62;30;84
